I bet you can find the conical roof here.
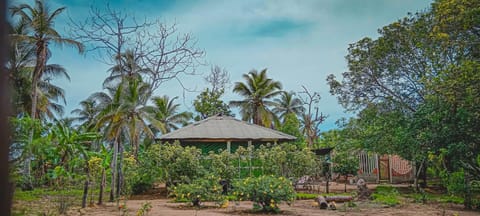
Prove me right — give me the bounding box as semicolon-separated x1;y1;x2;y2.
158;115;296;142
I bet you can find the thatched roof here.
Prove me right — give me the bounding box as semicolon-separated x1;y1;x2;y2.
158;115;296;142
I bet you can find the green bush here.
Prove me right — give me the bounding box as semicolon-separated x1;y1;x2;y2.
155;142;205;186
233;175;296;212
171;175;225;206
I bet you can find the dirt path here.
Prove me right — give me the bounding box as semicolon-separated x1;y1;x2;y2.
71;199;478;216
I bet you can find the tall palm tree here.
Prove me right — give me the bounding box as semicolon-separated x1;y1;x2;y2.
71;98;99;130
103;49;151;88
10;0;83;189
230;69;282;127
10;0;84;120
94;78;161;200
273;91;304;122
10;63;70;119
148;95;192;134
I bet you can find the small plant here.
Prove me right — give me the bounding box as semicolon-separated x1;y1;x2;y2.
233;175;296;212
171;175;226;207
136;202;152;216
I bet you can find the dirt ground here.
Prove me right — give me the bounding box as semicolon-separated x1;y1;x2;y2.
70;199;478;216
15;183;479;216
69;183;477;216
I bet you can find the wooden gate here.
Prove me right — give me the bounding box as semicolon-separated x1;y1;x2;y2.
379;155;390;181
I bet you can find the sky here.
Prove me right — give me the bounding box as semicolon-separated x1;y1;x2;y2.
23;0;432;131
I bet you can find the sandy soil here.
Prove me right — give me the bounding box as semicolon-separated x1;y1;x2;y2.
68;199;479;216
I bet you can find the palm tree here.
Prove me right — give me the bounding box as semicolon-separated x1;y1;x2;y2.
10;0;83;189
230;69;282;127
103;49;151;88
94;78;161;200
71;98;99;130
11;63;70;119
10;0;84;120
148;95;192;134
273;91;304;122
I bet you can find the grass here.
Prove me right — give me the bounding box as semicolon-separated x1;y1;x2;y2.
296;193;317;200
371;185;400;207
14;187;86;202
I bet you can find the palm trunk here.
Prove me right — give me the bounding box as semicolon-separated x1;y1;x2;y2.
116;143;124;198
109;140;118;202
24;45;46;190
81;165;90;208
98;168;105;205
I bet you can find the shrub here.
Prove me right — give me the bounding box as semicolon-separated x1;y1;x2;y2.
156;142;204;186
233;175;296;212
171;175;225;206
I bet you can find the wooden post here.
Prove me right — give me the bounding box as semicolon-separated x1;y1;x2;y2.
227;141;231;153
376;154;380;184
389;155;393;184
248;141;252;177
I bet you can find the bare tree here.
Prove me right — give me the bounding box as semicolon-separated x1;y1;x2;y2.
70;4;205;93
70;4;204;202
137;23;205;92
204;65;230;92
299;86;327;147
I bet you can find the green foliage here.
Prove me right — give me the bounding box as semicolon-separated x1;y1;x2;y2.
171;175;225;206
372;186;400;207
296;193;318;200
255;143;319;179
155;142;204;185
230;69;283;127
205;150;236;182
278;113;304;144
193;88;232;120
233;175;295;212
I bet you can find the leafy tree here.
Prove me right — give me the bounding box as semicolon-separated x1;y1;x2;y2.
327;0;480;208
278;113;303;145
230;69;282;127
193;88;232;120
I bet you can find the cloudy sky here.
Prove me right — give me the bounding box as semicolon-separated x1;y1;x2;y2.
28;0;432;130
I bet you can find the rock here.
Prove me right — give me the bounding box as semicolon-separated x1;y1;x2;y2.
329;201;337;210
356;178;371;200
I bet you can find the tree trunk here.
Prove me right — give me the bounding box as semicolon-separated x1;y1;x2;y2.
81;166;90;208
98;168;105;205
344;175;348;193
109;140;118;202
414;159;424;192
464;171;472;209
24;42;47;191
116;143;124;198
